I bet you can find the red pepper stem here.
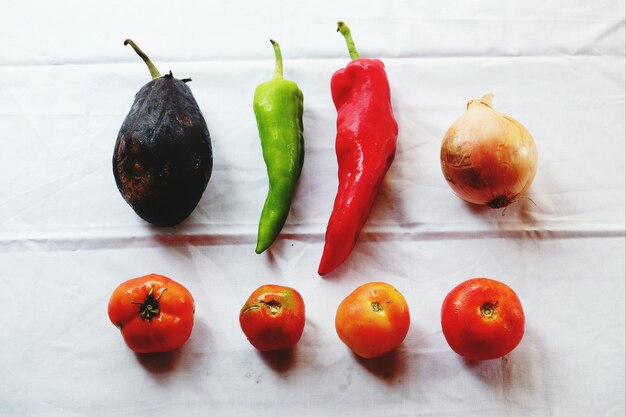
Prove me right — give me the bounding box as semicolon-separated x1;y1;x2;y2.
270;39;284;79
124;39;162;80
337;21;359;60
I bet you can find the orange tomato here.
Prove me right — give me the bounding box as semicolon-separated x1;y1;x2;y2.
108;274;195;353
239;284;306;351
335;282;410;359
441;277;525;361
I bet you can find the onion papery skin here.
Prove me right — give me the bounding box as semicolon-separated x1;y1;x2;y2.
440;94;538;208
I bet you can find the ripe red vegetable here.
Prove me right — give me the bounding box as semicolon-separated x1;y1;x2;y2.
318;22;398;275
239;284;306;351
108;274;195;353
335;282;410;359
441;277;525;360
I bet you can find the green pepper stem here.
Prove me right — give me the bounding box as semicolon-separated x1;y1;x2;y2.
124;39;161;80
270;39;283;79
337;21;359;60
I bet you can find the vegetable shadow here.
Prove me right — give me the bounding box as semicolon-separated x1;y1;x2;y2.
461;326;539;399
263;246;279;269
135;349;183;374
353;346;408;385
135;319;210;375
257;348;297;373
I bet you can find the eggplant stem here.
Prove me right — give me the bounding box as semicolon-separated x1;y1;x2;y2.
124;39;162;80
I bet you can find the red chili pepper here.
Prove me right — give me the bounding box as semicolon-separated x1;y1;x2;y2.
318;22;398;275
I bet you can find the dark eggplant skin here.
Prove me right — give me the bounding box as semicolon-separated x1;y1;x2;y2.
113;73;213;227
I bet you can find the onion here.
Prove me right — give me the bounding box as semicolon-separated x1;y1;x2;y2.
440;94;538;208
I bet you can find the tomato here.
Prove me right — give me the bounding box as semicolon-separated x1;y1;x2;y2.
441;277;525;361
239;284;305;351
335;282;410;359
108;274;195;353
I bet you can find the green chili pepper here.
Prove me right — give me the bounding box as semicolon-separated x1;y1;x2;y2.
253;39;305;254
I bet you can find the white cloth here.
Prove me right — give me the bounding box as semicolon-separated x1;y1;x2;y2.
0;0;624;416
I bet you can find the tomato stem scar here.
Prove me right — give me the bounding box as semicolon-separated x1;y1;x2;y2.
264;299;281;315
371;301;383;313
480;301;498;319
132;285;167;321
241;299;282;316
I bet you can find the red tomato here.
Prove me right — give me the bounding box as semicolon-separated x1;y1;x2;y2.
441;277;525;361
239;284;305;351
335;282;410;359
108;274;195;353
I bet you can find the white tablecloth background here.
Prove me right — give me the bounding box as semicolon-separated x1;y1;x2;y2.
1;1;624;416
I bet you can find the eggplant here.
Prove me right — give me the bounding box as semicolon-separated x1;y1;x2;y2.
113;39;213;227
